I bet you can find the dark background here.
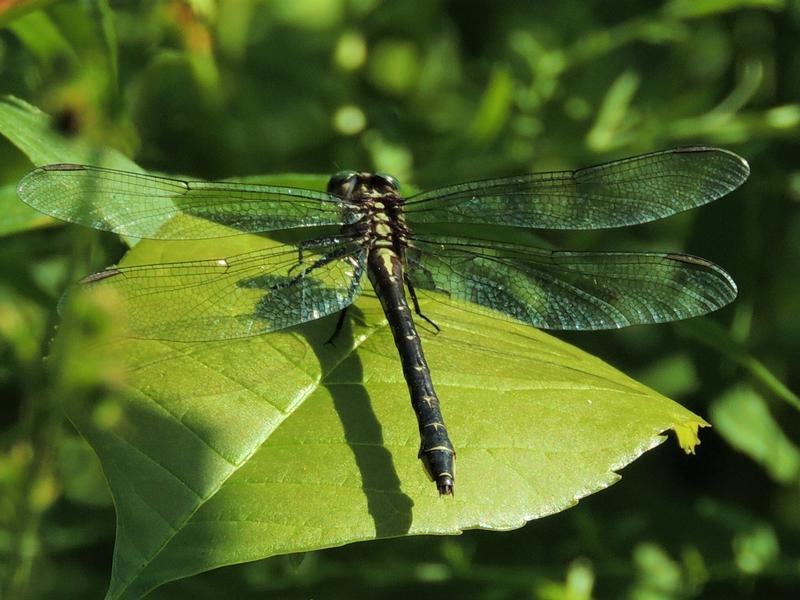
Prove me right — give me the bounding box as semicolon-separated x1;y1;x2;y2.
1;1;799;598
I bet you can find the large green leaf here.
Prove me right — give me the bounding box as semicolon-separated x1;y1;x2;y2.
3;98;707;598
53;229;709;599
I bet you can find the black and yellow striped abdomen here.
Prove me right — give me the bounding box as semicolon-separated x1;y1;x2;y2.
328;171;456;495
367;245;455;495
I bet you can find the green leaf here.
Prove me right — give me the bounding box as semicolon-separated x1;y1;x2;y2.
0;96;139;237
677;319;800;411
710;385;800;483
469;65;515;142
0;97;333;239
0;181;53;236
6;9;79;69
53;232;708;599
663;0;784;20
0;1;57;29
3;100;708;597
0;96;137;170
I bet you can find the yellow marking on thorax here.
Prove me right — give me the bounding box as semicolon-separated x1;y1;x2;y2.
375;247;396;272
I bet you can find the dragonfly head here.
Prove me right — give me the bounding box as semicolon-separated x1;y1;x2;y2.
327;171;401;200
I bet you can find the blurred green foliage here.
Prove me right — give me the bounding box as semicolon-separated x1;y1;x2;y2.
0;0;798;598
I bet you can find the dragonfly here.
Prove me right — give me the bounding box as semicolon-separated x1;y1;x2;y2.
17;146;749;495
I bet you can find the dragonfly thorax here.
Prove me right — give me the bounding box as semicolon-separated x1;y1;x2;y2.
328;171;409;251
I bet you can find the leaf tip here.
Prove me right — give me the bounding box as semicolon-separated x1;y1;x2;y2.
673;418;711;455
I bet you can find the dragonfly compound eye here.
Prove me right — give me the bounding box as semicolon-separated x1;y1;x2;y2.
327;170;359;197
374;172;401;191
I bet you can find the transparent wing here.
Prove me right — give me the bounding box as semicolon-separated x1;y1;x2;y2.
407;236;737;330
17;164;349;239
76;238;366;341
406;147;749;229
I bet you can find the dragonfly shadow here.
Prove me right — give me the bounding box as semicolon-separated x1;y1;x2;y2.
296;309;414;537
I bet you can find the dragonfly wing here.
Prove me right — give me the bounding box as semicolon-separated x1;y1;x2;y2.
407;236;737;330
405;147;749;229
17;164;348;239
75;239;366;341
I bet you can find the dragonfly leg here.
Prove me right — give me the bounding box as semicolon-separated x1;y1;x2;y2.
289;236;353;276
324;255;364;346
288;239;318;275
405;273;440;333
324;307;349;346
269;246;357;294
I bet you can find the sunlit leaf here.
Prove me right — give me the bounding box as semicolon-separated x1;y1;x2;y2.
54;232;710;599
0;96;136;170
0;95;139;236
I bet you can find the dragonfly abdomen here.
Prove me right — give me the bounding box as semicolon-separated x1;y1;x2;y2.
367;247;455;495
